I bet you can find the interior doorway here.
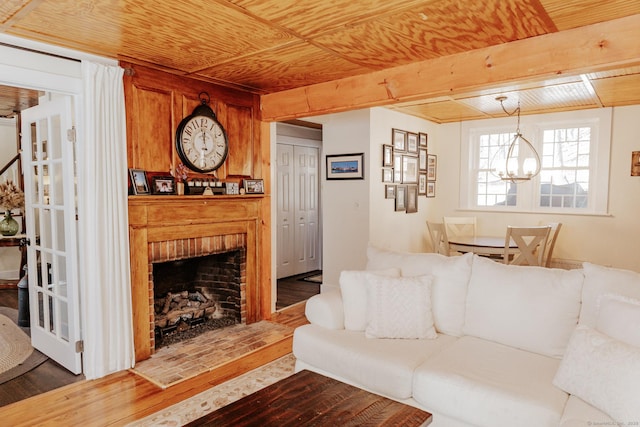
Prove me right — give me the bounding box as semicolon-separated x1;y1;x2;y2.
275;122;322;309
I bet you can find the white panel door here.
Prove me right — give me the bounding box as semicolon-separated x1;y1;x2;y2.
276;144;295;279
21;96;82;374
294;145;320;273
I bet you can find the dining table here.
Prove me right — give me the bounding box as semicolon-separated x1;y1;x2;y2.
448;235;517;258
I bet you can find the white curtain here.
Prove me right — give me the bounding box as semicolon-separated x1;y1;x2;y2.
78;61;135;379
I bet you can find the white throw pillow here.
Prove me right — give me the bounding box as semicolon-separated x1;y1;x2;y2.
553;325;640;423
596;294;640;347
463;255;583;358
339;268;400;331
580;263;640;328
366;245;473;336
365;275;437;340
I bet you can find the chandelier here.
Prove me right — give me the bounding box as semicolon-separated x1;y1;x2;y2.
493;96;541;183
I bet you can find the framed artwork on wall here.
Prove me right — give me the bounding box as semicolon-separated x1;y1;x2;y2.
382;168;394;183
406;132;419;154
392;128;406;152
426;181;436;198
418;174;427;195
406;185;418;213
402;155;419;184
326;153;365;180
395;185;407;211
419;132;428;147
419;148;427;171
427;154;437;180
382;144;394;167
385;184;396;199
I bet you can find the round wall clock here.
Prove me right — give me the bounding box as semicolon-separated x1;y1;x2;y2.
175;92;229;173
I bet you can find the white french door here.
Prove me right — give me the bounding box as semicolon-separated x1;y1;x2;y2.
21;96;82;374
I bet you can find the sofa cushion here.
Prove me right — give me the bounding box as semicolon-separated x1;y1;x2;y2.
580;262;640;328
559;395;616;427
413;335;568;427
366;246;472;336
463;255;583;358
292;323;457;400
339;268;400;331
365;275;436;340
597;294;640;347
553;325;640;423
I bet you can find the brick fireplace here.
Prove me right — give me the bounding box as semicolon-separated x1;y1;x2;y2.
128;196;270;361
149;235;247;351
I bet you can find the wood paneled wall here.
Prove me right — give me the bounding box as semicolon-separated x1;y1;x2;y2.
122;64;271;361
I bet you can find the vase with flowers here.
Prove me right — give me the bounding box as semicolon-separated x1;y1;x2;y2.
172;163;190;195
0;180;25;236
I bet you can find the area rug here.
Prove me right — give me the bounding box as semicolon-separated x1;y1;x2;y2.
126;353;296;426
302;273;322;284
0;307;48;384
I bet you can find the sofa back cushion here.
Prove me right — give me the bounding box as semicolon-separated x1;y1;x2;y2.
463;255;583;358
596;294;640;347
366;246;473;336
580;262;640;328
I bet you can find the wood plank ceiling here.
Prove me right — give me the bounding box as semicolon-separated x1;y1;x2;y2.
1;0;640;122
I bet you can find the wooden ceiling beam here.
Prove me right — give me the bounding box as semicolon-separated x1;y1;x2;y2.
260;14;640;122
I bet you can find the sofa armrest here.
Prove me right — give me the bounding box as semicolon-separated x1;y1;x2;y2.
304;289;345;330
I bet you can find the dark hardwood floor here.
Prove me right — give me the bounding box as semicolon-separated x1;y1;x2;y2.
0;288;84;407
0;272;319;408
275;270;321;310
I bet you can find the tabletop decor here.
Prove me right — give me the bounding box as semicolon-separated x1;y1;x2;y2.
0;180;24;236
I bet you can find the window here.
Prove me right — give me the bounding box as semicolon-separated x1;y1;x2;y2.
460;109;611;215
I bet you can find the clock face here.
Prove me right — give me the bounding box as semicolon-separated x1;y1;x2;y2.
177;114;228;173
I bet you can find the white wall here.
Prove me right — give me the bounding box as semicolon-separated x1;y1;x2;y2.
435;105;640;272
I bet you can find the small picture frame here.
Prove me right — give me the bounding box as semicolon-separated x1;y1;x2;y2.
406;132;419;154
129;168;150;195
326;153;364;180
226;182;240;195
419;132;428;147
243;179;264;194
402;155;419;184
427;154;437;180
426;181;436;198
419;148;428;172
393;153;402;182
418;174;427;195
382;144;394;167
632;151;640;176
385;184;396;199
406;185;418;213
395;185;407;211
382;168;394;183
151;176;176;194
392;128;406;152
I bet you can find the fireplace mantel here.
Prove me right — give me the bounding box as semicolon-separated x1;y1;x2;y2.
128;195;270;361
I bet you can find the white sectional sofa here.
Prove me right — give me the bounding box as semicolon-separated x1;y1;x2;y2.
292;247;640;427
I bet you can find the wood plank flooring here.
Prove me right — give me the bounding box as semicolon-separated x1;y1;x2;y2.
0;294;309;426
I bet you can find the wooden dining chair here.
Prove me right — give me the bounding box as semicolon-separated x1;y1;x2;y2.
541;222;562;267
503;226;551;266
427;221;451;256
443;216;476;238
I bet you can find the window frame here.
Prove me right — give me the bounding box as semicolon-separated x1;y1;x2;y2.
460;108;612;215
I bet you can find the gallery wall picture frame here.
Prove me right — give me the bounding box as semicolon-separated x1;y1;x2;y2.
393;153;403;182
382;168;394;183
151;175;176;194
406;185;418;213
426;181;436;198
385;184;396;199
244;178;264;194
129;168;150;195
427;154;437;180
326;153;365;180
418;174;427;195
406;132;419;154
419;147;427;171
382;144;394;167
402;155;419;184
419;132;428;147
392;128;406;152
395;185;407;211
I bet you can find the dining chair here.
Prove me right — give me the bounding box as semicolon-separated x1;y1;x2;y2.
503;226;551;266
427;221;451;256
443;216;476;238
541;222;562;268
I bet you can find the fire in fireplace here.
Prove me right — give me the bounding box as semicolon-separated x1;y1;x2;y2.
152;249;245;348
